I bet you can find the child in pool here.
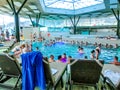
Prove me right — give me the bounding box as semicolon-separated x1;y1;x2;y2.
78;46;84;54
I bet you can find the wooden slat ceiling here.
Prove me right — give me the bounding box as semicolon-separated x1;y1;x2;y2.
0;0;119;20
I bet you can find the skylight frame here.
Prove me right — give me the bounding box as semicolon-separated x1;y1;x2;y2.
40;0;105;15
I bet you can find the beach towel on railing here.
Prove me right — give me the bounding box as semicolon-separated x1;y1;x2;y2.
21;51;46;90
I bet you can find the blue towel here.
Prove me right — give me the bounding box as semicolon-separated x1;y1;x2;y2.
21;51;46;90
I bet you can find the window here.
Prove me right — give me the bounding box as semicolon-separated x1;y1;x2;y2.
43;0;103;10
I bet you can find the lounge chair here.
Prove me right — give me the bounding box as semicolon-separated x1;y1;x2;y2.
43;57;68;90
21;51;67;90
0;51;68;90
3;40;15;47
0;40;15;52
69;59;104;90
102;64;120;90
102;76;120;90
0;53;21;89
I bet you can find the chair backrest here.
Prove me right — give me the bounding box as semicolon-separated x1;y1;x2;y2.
70;60;104;85
0;53;21;77
43;58;54;85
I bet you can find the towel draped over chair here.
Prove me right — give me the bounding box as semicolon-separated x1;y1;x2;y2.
21;51;46;90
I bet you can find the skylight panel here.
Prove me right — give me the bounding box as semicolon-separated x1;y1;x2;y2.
47;1;73;10
44;0;59;6
74;2;86;9
65;0;80;3
43;0;103;10
65;0;74;3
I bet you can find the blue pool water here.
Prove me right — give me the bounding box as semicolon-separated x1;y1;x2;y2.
32;42;120;63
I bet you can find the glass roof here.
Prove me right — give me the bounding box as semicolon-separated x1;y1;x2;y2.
43;0;103;10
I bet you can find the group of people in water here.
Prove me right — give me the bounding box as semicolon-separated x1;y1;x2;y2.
47;51;120;65
10;38;120;65
48;53;72;64
90;47;101;60
42;39;119;49
47;44;120;65
77;44;101;60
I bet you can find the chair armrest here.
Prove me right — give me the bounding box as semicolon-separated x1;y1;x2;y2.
100;73;106;82
101;73;117;90
105;77;117;90
65;71;70;90
66;72;70;83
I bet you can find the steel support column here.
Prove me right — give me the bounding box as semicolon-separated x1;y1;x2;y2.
118;0;120;4
69;15;80;34
28;13;41;27
28;15;34;27
6;0;27;42
111;9;120;38
117;10;120;38
36;13;41;27
14;13;20;42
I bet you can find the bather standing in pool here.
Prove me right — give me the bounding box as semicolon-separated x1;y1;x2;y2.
95;49;100;60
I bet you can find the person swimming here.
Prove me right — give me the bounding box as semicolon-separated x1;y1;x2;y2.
90;50;95;59
110;56;120;65
78;46;84;54
61;53;67;63
57;55;62;62
48;55;55;63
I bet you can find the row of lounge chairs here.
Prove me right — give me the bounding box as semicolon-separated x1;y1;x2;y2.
0;40;15;53
0;52;120;90
0;52;67;90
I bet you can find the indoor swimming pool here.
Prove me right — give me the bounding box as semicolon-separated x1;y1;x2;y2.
32;41;120;63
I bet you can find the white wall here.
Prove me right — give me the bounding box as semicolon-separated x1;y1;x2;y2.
22;27;39;40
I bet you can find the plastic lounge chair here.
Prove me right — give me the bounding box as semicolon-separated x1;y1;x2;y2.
101;65;120;90
43;58;67;90
0;41;15;52
103;76;120;90
69;60;104;90
4;40;15;47
0;53;21;89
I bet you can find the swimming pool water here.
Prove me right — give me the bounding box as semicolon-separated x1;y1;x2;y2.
32;42;120;63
